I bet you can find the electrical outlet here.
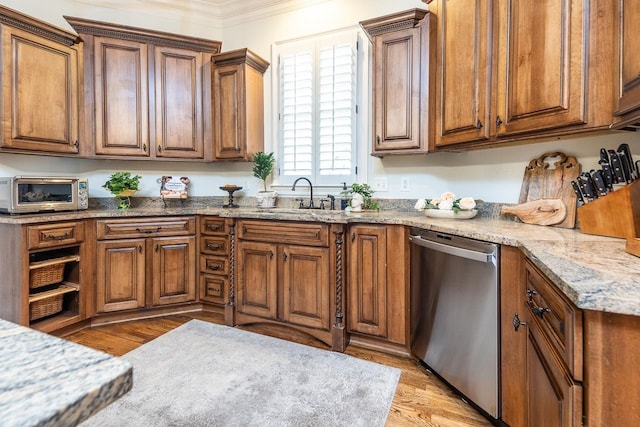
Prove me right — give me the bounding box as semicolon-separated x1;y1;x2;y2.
401;177;410;192
374;177;388;192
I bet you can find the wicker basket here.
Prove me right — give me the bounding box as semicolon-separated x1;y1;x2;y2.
29;263;65;289
29;294;63;321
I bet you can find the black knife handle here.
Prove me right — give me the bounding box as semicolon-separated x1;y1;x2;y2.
618;143;635;181
618;151;632;184
608;150;625;184
578;173;596;201
599;148;609;165
590;169;608;196
601;162;615;190
571;180;585;204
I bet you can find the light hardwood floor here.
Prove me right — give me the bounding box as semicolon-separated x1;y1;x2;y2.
65;311;493;426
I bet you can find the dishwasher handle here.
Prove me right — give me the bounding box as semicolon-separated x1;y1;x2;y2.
409;234;497;264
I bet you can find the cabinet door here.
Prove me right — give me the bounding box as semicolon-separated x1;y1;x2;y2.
237;240;278;319
0;26;79;153
281;245;330;330
614;0;640;116
526;317;583;427
154;46;204;159
348;226;387;338
212;62;246;160
433;0;495;147
496;0;586;136
151;236;196;306
96;239;146;313
94;37;149;157
372;27;422;152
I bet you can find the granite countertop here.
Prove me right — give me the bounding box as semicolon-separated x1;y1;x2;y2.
0;205;638;317
0;319;132;427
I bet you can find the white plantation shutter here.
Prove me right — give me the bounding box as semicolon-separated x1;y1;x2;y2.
277;29;358;185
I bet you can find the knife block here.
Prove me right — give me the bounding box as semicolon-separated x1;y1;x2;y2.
577;179;640;239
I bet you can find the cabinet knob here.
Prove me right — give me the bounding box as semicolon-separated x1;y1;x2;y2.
496;116;503;128
376;135;381;145
143;144;147;152
512;312;526;331
283;252;288;261
476;120;483;129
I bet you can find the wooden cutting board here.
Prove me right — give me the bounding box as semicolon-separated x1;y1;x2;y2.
516;152;581;228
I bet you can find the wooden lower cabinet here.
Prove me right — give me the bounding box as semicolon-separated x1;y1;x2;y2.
347;224;409;352
94;217;197;315
235;220;344;350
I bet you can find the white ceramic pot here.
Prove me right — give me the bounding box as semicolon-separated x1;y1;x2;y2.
256;190;277;208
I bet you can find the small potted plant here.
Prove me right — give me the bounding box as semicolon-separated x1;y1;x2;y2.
341;183;379;211
102;171;141;209
252;152;277;208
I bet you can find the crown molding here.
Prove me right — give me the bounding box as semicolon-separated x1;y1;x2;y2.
73;0;330;28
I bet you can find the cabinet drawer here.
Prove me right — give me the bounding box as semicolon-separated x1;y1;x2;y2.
200;236;228;255
525;260;583;380
200;216;229;235
97;216;196;239
27;221;85;249
238;220;329;247
200;255;229;275
200;274;227;304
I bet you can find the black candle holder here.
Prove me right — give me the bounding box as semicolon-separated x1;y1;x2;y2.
220;186;242;208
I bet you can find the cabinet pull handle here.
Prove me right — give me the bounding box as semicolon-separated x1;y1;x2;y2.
207;263;222;271
206;224;222;231
476;119;483;129
43;232;71;241
143;144;147;152
269;251;274;259
138;245;142;253
283;252;288;261
496;116;503;128
207;243;223;251
73;140;79;148
155;244;159;252
136;227;161;234
158;145;162;152
376;135;381;145
512;312;526;331
351;233;355;242
527;289;551;318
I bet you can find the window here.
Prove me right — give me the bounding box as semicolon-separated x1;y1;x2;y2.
274;28;363;187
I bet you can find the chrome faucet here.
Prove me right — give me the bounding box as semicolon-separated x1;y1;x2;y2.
291;177;315;209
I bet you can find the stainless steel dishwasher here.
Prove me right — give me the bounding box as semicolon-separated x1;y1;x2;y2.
409;228;500;419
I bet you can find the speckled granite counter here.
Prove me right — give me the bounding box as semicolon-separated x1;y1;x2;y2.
0;319;132;427
0;205;638;316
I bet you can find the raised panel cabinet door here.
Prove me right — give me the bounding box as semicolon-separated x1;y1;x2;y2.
0;26;79;153
496;0;586;136
615;0;640;116
94;37;149;156
151;236;197;306
281;245;330;331
433;0;496;146
236;240;278;320
372;27;422;152
348;226;387;338
96;239;146;313
526;317;583;427
154;46;204;159
212;63;245;160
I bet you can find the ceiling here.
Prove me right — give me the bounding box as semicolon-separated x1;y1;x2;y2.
74;0;329;27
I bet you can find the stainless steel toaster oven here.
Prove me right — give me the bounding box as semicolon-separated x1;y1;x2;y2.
0;176;88;214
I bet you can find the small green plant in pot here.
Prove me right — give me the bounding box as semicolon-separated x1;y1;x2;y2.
341;183;379;211
102;171;141;209
252;152;277;208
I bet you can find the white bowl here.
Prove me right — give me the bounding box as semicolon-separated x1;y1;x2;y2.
424;209;478;219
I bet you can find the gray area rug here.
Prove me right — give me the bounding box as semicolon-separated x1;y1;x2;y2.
81;319;400;427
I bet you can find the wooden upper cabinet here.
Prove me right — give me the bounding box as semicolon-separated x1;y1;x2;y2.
430;0;496;147
613;0;640;124
426;0;616;148
154;46;204;159
0;8;80;154
496;0;586;136
65;16;221;160
361;9;435;156
212;49;269;161
93;37;149;157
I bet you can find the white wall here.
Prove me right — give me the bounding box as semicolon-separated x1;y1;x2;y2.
0;0;638;203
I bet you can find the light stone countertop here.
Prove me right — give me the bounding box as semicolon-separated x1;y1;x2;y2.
0;318;132;427
1;205;638;316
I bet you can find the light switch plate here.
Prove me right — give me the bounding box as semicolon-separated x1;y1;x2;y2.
401;177;410;192
374;177;388;192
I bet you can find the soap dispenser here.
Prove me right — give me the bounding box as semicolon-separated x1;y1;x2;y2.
340;182;349;210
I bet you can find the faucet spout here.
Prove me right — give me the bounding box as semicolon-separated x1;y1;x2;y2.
291;177;314;209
